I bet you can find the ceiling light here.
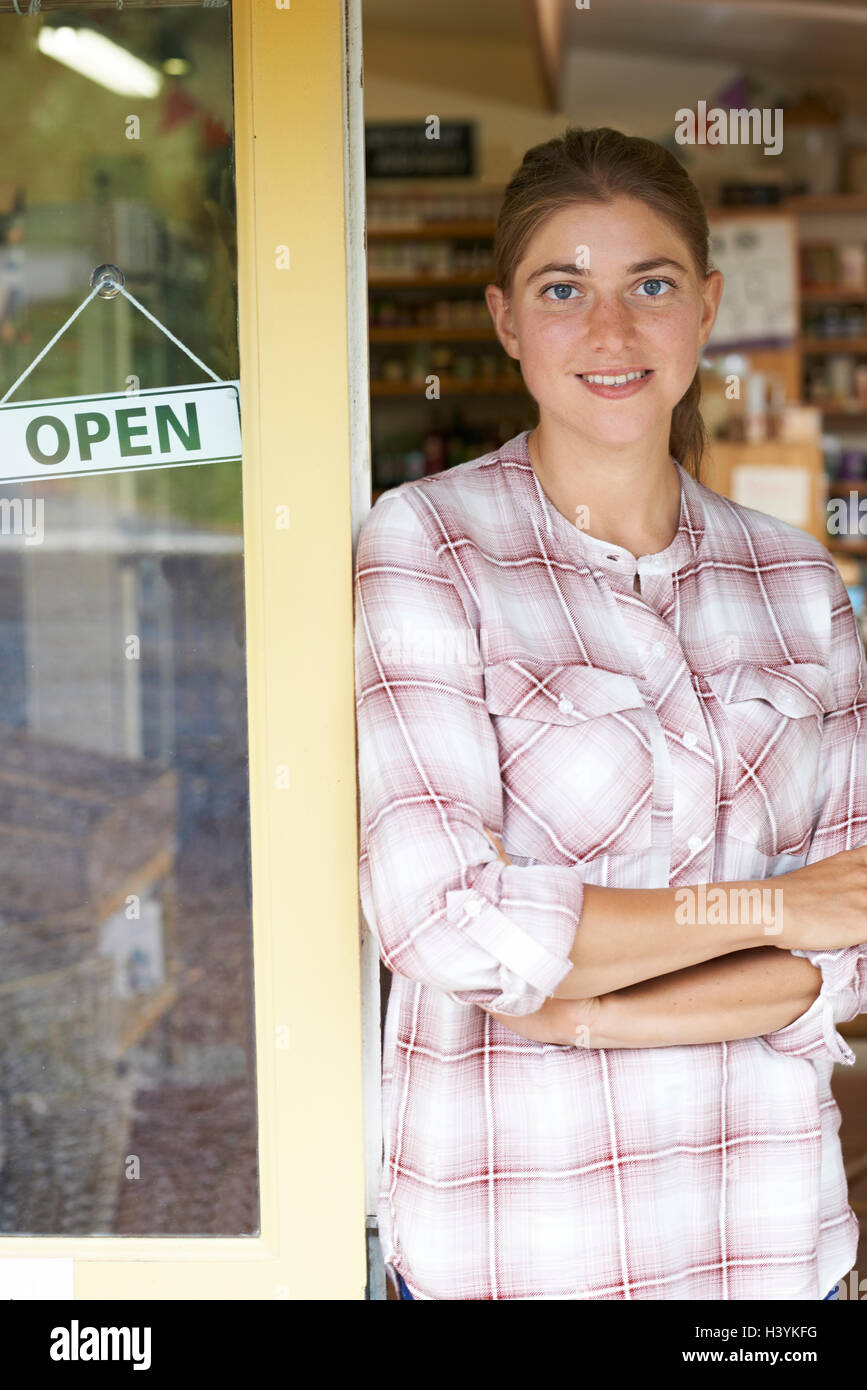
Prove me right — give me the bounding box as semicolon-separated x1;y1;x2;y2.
38;26;163;98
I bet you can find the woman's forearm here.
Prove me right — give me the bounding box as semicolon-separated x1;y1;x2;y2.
552;882;775;999
589;946;822;1049
483;826;774;998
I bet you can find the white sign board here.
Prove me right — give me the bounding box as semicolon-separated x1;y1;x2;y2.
707;215;798;350
0;380;241;484
731;463;812;528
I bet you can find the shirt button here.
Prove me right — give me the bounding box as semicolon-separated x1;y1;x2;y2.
652;642;665;657
683;731;698;748
687;834;703;854
558;696;574;713
465;897;483;917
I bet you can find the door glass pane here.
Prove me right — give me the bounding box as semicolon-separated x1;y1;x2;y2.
0;0;258;1235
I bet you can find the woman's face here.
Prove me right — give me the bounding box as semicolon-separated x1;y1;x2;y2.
486;195;723;453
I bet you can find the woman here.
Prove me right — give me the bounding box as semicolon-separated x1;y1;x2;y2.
354;126;867;1300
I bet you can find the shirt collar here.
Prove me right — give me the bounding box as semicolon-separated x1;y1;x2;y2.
500;428;706;578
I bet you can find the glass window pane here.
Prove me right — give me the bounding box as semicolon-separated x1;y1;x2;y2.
0;0;258;1235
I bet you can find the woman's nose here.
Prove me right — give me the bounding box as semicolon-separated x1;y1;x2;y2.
583;294;637;350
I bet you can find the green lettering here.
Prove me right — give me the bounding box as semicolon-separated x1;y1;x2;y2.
116;407;151;457
25;415;69;466
155;402;200;454
75;411;110;462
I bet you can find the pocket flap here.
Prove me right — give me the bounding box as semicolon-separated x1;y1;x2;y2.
705;661;832;718
484;659;645;725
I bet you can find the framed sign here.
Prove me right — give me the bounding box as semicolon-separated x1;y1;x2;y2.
365;120;476;179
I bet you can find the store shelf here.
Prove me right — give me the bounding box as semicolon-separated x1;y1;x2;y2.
801;287;867;303
371;376;526;396
709;196;867;218
828;539;867;556
368;272;492;288
813;400;867;415
370;324;497;343
786;194;867;215
801;337;867;353
367;219;497;239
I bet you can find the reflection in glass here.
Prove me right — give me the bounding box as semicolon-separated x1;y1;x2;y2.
0;2;258;1235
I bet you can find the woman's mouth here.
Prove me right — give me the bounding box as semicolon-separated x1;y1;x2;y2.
576;369;653;399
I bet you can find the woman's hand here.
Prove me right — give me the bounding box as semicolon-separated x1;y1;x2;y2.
479;827;601;1043
775;846;867;951
479;993;601;1048
484;825;510;865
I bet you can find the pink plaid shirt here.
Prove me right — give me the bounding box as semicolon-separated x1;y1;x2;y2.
354;428;867;1300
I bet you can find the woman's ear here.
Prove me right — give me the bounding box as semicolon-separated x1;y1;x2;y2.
485;283;521;361
697;268;724;351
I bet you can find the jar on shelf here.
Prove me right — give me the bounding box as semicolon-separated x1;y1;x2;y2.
839;244;867;292
407;344;429;385
453;354;475;380
828;354;855;401
431;346;454;375
839;448;865;481
783;93;843;197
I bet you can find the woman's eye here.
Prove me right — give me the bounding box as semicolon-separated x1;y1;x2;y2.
542;283;581;301
634;277;674;298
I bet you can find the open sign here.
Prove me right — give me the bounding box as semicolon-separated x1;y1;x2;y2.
0;381;241;483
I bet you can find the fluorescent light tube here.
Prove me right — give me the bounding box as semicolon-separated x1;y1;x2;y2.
38;26;163;98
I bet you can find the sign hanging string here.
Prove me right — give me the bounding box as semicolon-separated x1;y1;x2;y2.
1;268;223;406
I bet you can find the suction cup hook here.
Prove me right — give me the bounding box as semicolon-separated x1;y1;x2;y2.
91;264;125;300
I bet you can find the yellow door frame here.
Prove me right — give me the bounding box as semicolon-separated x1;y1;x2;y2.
0;0;369;1300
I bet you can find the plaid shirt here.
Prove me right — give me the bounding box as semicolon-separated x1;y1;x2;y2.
354;428;867;1300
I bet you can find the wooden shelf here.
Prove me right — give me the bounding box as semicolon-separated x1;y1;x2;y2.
812;400;867;414
368;272;491;288
709;195;867;217
367;219;496;239
370;324;496;343
801;337;867;353
801;287;867;303
371;375;526;396
787;193;867;214
828;539;867;556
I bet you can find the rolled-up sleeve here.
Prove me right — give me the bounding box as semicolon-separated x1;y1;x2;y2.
762;561;867;1065
353;489;583;1016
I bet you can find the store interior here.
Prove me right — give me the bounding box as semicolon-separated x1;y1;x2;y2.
361;0;867;1294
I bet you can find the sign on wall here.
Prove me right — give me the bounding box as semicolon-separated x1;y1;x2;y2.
706;215;798;350
365;121;476;179
0;380;241;484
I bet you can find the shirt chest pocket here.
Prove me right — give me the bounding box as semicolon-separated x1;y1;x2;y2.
704;661;833;859
483;659;654;865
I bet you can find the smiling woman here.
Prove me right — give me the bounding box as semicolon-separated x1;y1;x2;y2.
356;124;867;1302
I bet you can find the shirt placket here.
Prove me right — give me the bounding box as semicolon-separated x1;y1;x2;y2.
580;538;717;885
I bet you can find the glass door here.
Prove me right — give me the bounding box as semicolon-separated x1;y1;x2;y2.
0;0;367;1298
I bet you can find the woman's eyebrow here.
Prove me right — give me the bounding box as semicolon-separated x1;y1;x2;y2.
525;256;688;281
